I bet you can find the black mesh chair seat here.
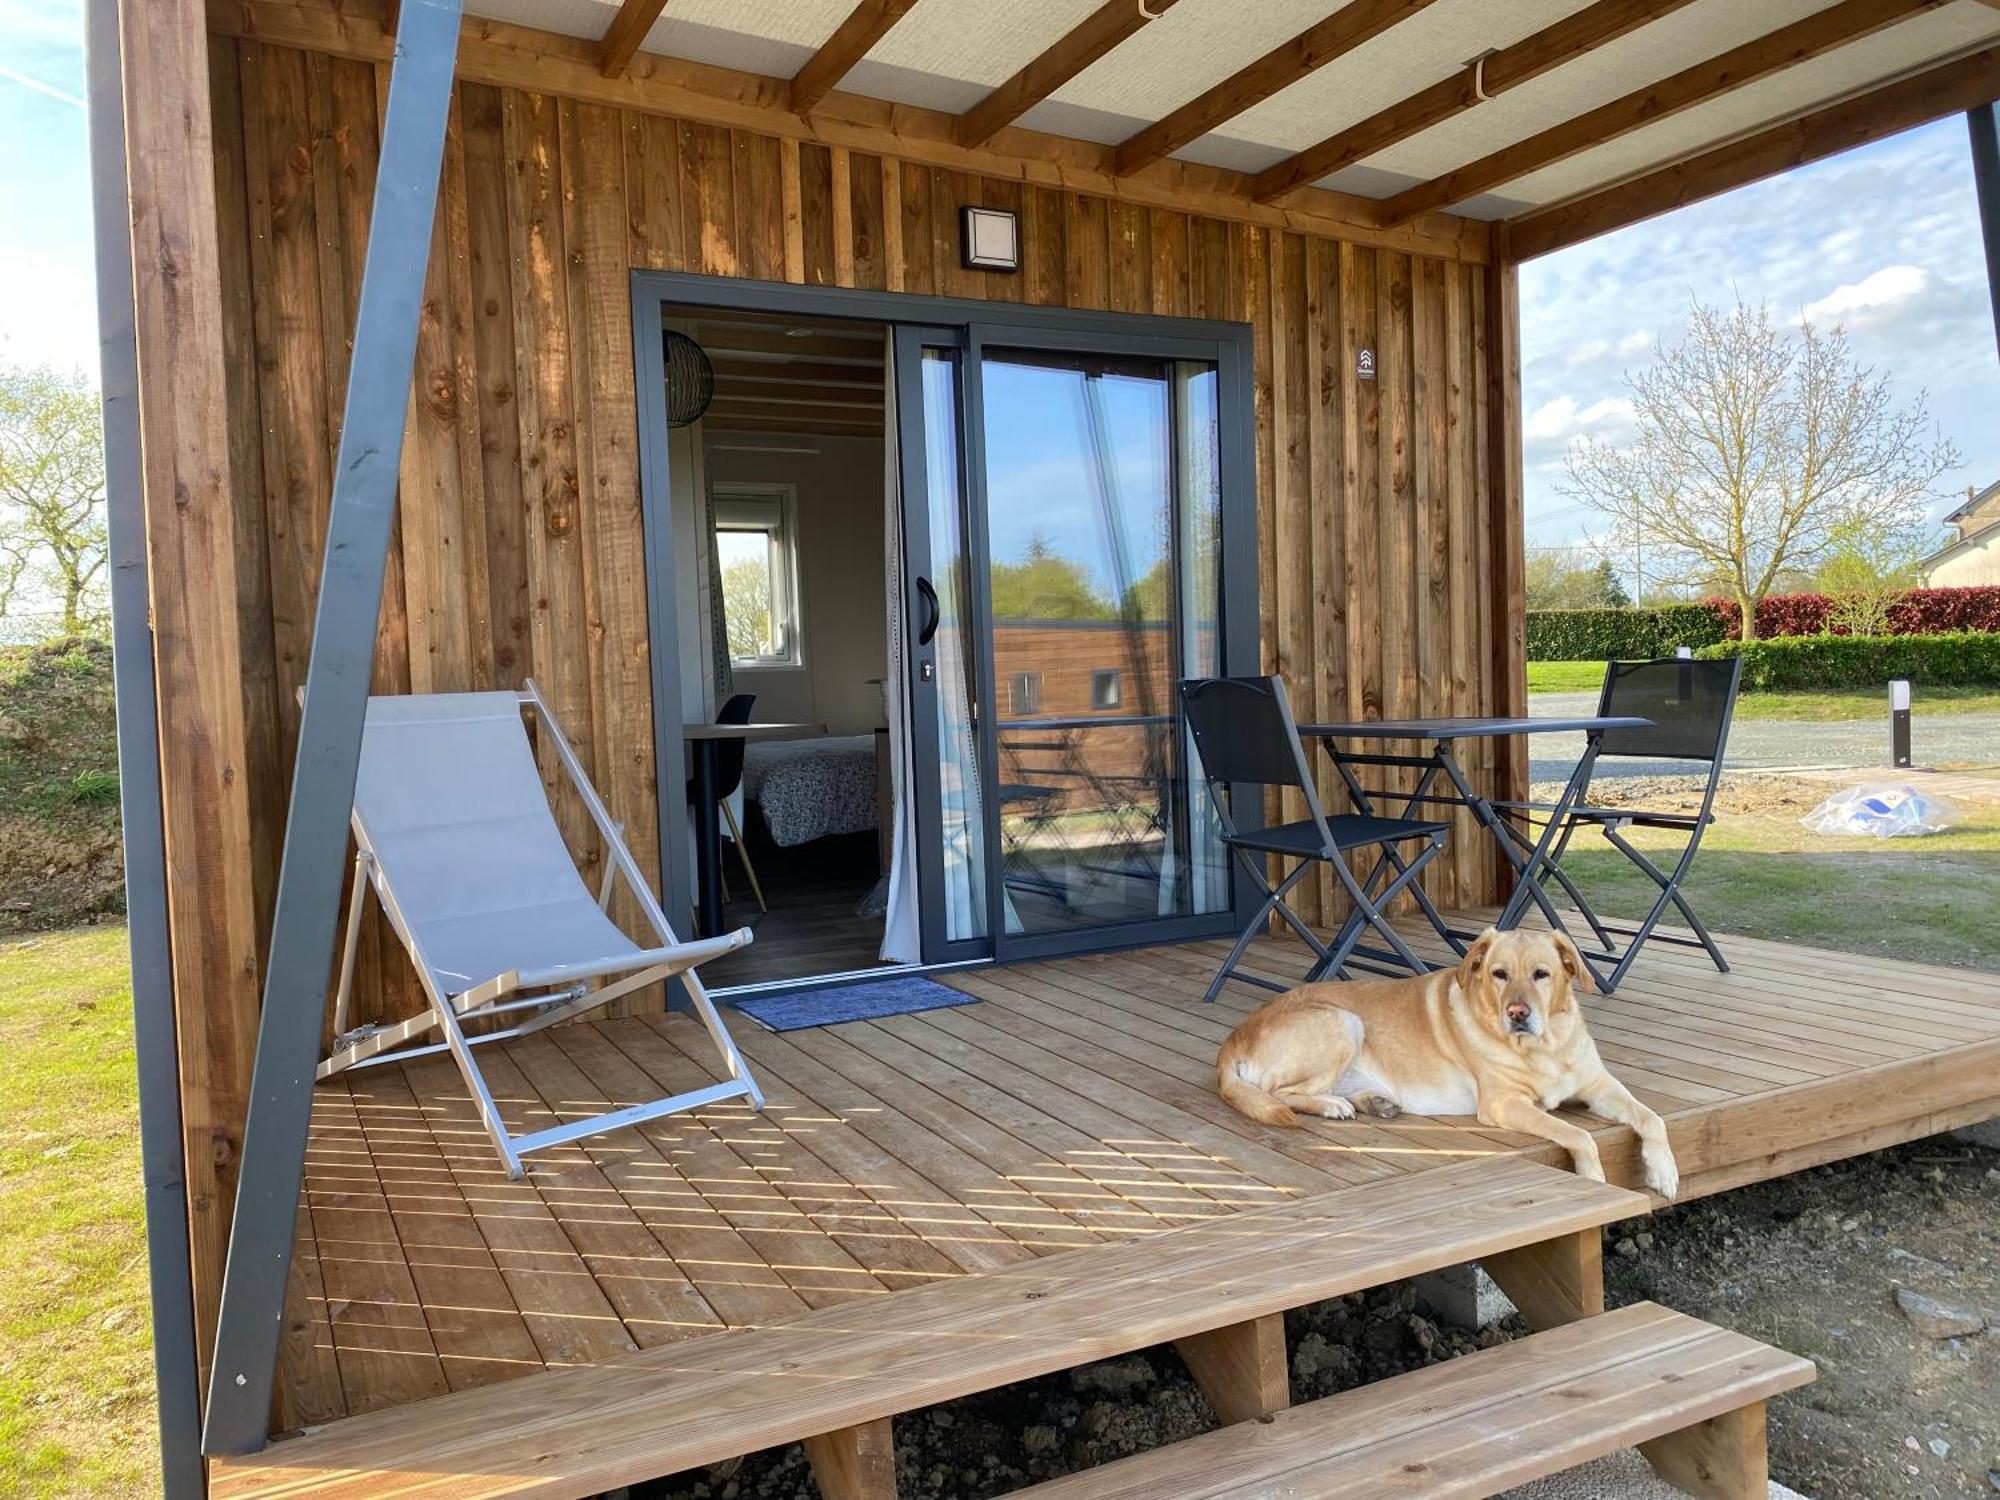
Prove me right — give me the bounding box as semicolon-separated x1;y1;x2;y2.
1507;656;1742;990
1179;675;1453;999
1491;799;1710;830
1231;813;1452;858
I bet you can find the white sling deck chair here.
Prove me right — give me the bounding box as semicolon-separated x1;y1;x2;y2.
318;682;763;1177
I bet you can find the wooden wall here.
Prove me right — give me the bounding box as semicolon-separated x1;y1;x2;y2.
188;25;1522;1388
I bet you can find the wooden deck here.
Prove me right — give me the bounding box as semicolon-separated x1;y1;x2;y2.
274;917;2000;1433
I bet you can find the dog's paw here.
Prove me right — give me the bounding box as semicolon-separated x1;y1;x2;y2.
1319;1095;1357;1120
1643;1145;1680;1201
1360;1095;1401;1120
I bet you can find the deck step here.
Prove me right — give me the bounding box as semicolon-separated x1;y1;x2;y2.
211;1156;1646;1499
1014;1303;1815;1499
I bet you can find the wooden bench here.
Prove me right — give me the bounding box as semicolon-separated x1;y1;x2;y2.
1015;1302;1813;1500
212;1156;1643;1499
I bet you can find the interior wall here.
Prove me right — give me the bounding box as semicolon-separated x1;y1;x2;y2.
195;34;1520;1408
706;434;889;737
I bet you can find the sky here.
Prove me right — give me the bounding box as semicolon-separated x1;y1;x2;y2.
1520;115;2000;554
1;1;1997;556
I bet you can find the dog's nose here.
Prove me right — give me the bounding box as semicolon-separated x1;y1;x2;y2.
1506;1001;1531;1024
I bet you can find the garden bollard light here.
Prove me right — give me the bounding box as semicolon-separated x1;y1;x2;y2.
1890;679;1912;769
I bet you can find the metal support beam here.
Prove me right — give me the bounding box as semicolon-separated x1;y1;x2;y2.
1971;103;2000;364
84;0;204;1491
199;0;464;1456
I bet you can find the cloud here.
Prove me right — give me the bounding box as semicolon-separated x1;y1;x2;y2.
1524;395;1633;444
1801;264;1929;329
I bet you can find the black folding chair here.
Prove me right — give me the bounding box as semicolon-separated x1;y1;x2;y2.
1495;656;1742;991
1180;676;1451;1002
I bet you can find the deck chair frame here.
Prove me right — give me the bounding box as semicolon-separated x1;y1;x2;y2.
319;681;764;1178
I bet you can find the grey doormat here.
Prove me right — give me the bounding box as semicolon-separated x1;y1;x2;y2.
735;974;976;1032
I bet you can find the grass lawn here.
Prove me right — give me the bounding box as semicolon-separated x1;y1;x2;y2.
0;926;157;1500
1550;791;2000;970
1526;659;2000;722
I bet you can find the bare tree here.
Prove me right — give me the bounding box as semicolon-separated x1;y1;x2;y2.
0;366;109;637
1561;299;1957;639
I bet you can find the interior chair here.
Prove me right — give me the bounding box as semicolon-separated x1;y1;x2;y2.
320;684;764;1178
697;692;767;913
1493;655;1743;992
1180;675;1452;1001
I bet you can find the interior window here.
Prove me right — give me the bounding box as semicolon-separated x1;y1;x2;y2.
713;488;800;666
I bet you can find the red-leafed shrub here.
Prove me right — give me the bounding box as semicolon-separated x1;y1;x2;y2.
1701;586;2000;639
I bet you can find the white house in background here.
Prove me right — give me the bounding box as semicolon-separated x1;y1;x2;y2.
1920;480;2000;587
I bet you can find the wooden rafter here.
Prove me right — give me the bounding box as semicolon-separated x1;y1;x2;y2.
790;0;920;117
1114;0;1438;178
956;0;1180;150
598;0;668;79
1377;0;1950;225
1507;44;2000;260
1248;0;1699;204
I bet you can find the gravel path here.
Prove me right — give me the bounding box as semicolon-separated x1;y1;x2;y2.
1525;691;2000;781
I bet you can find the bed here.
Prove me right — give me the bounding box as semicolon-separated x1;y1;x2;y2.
743;734;880;847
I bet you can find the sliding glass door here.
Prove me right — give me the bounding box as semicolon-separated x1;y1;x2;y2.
901;321;1250;964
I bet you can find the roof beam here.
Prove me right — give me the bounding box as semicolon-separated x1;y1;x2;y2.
790;0;921;117
1249;0;1699;205
598;0;668;79
956;0;1179;150
1506;44;2000;260
1377;0;1951;226
1112;0;1435;177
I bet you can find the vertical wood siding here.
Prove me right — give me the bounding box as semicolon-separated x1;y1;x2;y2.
208;35;1513;1007
204;25;1516;1133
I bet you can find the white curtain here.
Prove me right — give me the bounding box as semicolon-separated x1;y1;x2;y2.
879;334;922;963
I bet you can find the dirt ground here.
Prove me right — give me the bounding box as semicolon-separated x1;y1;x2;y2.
639;1132;1998;1500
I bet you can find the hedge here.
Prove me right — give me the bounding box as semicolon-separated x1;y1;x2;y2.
1525;604;1729;661
1694;631;2000;691
1703;585;2000;639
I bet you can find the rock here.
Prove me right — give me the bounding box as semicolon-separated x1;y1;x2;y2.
0;897;30;912
1894;1286;1986;1339
1021;1426;1059;1457
1929;1438;1951;1458
1615;1237;1639;1259
1985;1467;1999;1492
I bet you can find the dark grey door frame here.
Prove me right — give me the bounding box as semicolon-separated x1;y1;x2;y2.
199;0;465;1457
629;273;1262;974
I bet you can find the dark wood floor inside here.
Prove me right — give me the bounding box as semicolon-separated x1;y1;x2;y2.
703;827;893;989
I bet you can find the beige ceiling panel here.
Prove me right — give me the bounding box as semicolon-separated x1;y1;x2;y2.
1492;1;2000;208
1176;0;1591;161
465;0;617;44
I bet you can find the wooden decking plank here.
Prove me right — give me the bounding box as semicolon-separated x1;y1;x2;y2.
861;1010;1240;1216
888;1004;1330;1201
697;1024;1057;1269
607;1019;973;1292
275;1199;346;1431
477;1037;733;1346
790;1018;1205;1240
561;1020;891;1310
497;1026;810;1329
297;1082;454;1414
966;963;1462;1172
345;1065;568;1389
217;1159;1644;1500
394;1056;643;1369
1015;1303;1811;1499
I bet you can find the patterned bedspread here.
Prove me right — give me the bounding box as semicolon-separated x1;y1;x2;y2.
743;734;879;847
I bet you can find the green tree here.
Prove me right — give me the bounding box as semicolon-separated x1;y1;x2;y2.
1814;517;1923;636
1525;551;1629;609
1562;298;1956;638
988;532;1111;620
720;553;771;659
0;366;108;637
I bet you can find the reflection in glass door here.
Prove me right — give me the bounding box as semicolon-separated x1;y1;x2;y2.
977;348;1229;940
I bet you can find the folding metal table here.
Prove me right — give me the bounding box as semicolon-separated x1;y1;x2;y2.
1294;715;1651;970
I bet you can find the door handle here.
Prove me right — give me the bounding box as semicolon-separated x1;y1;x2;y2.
915;576;941;647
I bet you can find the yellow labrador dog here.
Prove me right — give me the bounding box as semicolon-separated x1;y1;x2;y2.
1216;926;1678;1198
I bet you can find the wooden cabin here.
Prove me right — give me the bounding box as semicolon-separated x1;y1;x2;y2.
86;0;2000;1495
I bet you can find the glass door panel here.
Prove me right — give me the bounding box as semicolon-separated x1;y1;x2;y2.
978;348;1228;939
